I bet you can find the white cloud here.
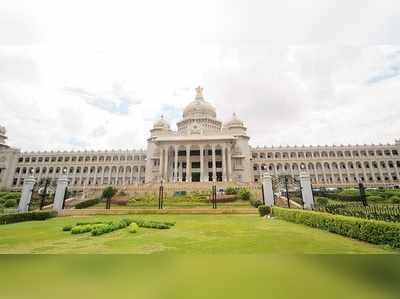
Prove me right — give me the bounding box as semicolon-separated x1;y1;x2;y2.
0;1;400;151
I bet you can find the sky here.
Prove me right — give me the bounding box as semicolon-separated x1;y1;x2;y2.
1;0;400;151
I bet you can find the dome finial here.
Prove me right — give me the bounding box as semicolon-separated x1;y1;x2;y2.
195;86;204;100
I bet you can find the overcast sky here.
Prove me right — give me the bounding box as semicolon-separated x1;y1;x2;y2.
1;0;400;151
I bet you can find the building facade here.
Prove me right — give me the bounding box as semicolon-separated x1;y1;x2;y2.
1;88;400;191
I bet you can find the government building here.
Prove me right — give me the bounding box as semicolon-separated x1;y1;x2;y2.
1;87;399;191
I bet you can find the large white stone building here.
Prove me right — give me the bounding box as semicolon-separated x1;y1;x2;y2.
1;87;399;190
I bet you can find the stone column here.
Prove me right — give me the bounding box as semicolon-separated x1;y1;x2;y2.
18;176;36;212
222;145;227;182
227;145;232;181
174;146;178;182
300;172;314;209
200;145;204;182
186;145;191;182
164;147;169;182
159;147;164;181
212;145;216;182
262;172;274;207
53;176;68;212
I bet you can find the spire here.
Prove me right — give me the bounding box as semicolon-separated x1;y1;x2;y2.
195;86;204;100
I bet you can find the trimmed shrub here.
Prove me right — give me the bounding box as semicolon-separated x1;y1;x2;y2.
390;196;400;204
225;187;238;195
0;210;57;225
128;223;139;233
273;207;400;248
258;205;271;217
75;198;100;209
238;189;252;201
250;198;263;208
62;225;73;231
367;195;384;203
315;197;329;207
71;225;93;234
4;198;17;208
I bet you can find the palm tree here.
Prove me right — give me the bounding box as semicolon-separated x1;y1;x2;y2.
102;186;117;209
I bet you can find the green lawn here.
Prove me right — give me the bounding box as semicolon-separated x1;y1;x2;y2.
0;214;396;254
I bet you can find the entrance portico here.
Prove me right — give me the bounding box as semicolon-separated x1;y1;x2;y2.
156;136;235;183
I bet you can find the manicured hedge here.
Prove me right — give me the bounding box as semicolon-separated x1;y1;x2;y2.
258;205;271;217
272;207;400;248
75;198;101;209
0;210;58;225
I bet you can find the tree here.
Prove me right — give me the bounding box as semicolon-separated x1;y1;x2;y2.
102;186;117;209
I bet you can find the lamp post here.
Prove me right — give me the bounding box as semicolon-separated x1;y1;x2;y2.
358;181;368;207
158;179;164;209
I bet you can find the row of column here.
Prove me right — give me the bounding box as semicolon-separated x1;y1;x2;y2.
159;144;232;183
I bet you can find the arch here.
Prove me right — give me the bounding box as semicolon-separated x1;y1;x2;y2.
275;152;281;159
339;162;346;169
329;151;336;157
97;166;103;174
282;152;289;159
313;152;320;158
307;163;314;170
321;151;328;157
331;162;338;170
290;152;297;158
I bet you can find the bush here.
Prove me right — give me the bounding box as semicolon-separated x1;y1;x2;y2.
0;210;57;225
250;198;263;208
273;207;400;248
62;225;73;231
367;195;384;203
4;198;17;208
238;189;252;201
71;225;93;234
258;205;271;217
335;189;360;201
390;196;400;204
225;187;238;195
75;198;100;209
128;223;139;233
315;197;329;207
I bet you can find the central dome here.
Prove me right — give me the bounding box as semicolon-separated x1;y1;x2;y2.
183;87;216;119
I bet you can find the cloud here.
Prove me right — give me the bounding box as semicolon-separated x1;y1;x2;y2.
62;83;141;116
1;1;400;151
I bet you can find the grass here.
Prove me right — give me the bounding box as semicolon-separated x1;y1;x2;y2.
0;214;397;254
